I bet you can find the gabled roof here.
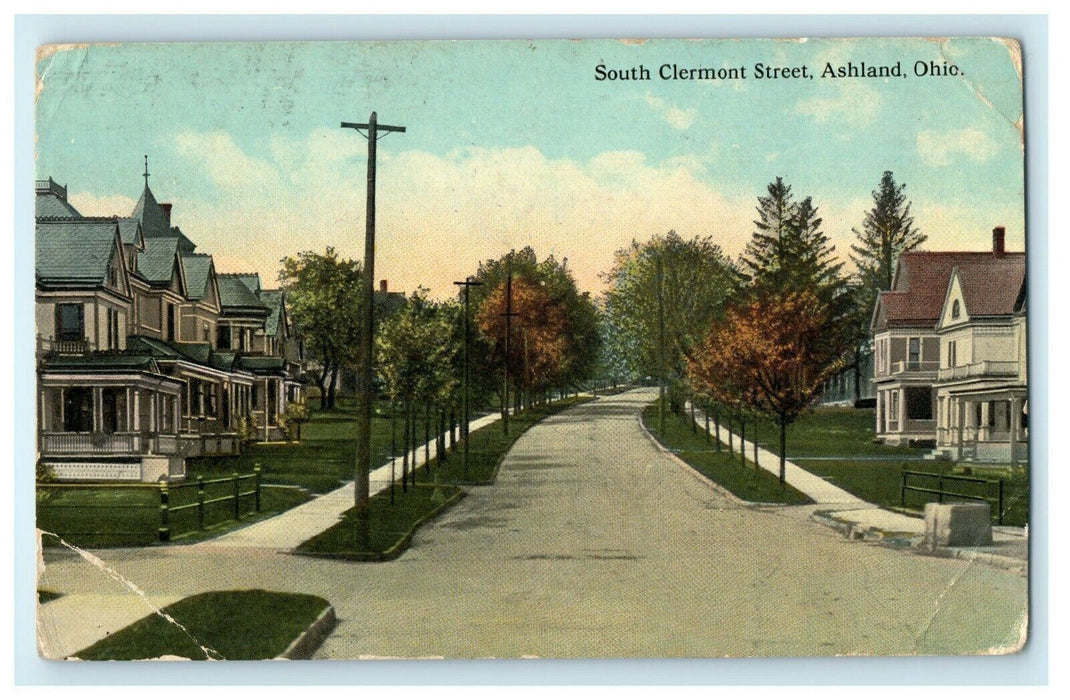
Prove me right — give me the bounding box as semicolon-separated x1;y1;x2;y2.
954;258;1026;318
136;236;184;288
180;253;215;302
35;220;119;285
115;218;144;248
233;274;262;295
259;289;285;336
217;274;269;311
876;250;1026;329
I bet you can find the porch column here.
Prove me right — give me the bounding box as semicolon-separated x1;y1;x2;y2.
963;400;971;460
93;387;103;432
1010;397;1021;468
899;388;907;432
875;391;883;434
132;389;140;431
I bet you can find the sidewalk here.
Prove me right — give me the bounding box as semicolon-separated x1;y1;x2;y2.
684;403;1027;567
194;410;507;550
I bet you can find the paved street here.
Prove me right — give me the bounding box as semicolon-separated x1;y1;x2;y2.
38;389;1027;659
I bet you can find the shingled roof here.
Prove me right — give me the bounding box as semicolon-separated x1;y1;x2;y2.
876;249;1026;329
137;236;183;286
131;182;196;252
181;253;215;302
36;220;119;285
259;289;285;336
217;274;269;311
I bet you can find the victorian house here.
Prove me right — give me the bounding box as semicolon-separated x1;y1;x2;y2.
35;171;304;482
870;227;1027;464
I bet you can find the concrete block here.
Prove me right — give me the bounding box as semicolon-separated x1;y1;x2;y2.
924;502;993;547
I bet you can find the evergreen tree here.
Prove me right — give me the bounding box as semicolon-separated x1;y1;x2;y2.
850;171;925;293
739;177;797;289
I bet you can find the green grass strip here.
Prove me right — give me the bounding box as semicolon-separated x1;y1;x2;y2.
73;590;330;660
642;402;812;506
295;483;465;561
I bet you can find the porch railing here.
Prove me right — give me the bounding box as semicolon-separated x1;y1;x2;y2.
41;432;141;454
938;361;1019;381
890;360;939;375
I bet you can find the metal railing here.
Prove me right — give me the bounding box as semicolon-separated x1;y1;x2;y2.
900;469;1005;524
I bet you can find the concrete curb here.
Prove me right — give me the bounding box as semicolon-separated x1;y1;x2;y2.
637;410;786;509
915;545;1029;575
809;509;921;548
276;604;337;660
810;508;1029;573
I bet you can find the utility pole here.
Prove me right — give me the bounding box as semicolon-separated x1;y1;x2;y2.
453;276;483;479
341;112;405;542
656;253;667;435
501;267;519;436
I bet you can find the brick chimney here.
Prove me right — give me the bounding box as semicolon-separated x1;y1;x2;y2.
160;203;173;227
380;279;388;293
993;226;1006;257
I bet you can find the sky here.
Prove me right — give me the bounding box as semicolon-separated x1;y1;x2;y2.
34;37;1025;298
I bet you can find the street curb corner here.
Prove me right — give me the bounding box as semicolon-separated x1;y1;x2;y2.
276;604;337;660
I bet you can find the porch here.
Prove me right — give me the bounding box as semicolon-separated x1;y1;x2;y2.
935;387;1028;465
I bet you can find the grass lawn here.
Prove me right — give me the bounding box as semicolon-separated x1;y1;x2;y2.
803;459;1029;527
414;396;592;485
295;483;464;560
187;404;403;494
644;403;812;505
699;405;1028;526
37;483;312;548
73;590;331;660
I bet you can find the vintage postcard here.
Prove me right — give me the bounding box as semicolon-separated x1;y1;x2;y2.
33;37;1029;661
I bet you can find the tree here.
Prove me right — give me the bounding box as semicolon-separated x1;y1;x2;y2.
472;248;601;411
278;248;363;410
690;289;850;484
376;290;459;488
602;231;737;395
850;171;925;294
740;179;800;291
847;171;925;402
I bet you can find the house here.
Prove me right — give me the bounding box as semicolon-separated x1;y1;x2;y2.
870;226;1027;463
35;170;305;482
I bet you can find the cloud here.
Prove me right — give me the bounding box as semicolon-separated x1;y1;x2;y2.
152;130;757;297
643;93;696;131
67;192;138;218
174;131;281;191
795;83;881;128
916;128;1000;167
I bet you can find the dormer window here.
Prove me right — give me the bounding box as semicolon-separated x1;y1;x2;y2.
951;299;961;319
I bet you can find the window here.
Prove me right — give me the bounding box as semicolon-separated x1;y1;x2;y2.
890;391;899;420
203;323;210;343
906;386;933;420
908;338;921;369
217;324;231;350
951;299;961;319
166;303;176;341
55;303;84;341
947;340;958;368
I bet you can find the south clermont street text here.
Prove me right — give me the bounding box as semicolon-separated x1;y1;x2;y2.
595;60;961;81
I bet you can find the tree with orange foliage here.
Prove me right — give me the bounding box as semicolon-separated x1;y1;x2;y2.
476;276;569;402
690;288;848;484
